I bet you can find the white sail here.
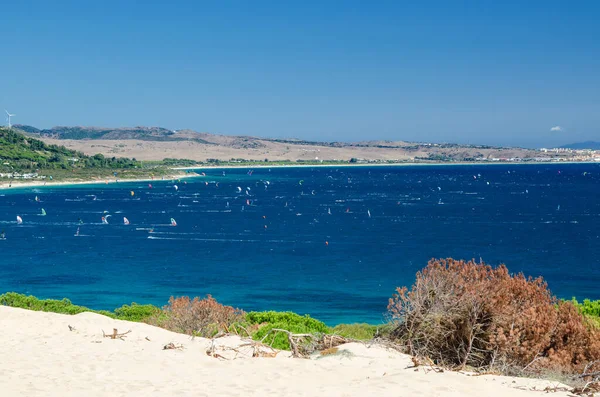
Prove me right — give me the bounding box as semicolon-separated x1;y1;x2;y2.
123;217;130;225
16;216;23;224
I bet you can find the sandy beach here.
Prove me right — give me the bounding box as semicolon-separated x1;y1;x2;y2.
0;306;572;397
0;173;193;190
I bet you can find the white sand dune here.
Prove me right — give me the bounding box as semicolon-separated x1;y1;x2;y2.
0;306;571;396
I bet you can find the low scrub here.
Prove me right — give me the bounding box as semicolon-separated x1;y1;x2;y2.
0;292;113;317
113;303;162;322
150;295;245;337
331;323;389;340
388;258;600;374
572;298;600;318
247;311;330;350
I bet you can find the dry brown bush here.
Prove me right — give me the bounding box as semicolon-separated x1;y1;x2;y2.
387;258;600;374
150;295;246;337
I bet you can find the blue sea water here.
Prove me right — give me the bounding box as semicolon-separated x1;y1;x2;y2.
0;164;599;325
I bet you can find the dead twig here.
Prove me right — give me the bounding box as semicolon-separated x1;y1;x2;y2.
102;328;131;340
163;342;184;350
571;381;600;396
270;328;315;357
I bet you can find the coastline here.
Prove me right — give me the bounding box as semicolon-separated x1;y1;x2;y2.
173;160;596;171
0;172;193;191
1;160;594;191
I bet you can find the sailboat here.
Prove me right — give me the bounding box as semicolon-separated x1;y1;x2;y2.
170;218;177;226
41;208;46;216
16;216;23;225
74;227;80;237
123;217;130;225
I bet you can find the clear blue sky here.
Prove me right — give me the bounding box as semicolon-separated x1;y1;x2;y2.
2;0;598;148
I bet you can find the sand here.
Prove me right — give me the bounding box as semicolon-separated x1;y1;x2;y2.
0;173;192;190
0;306;572;397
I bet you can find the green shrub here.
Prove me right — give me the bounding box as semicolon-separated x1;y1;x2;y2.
571;298;600;317
0;292;114;317
571;298;600;329
114;303;161;322
0;292;159;322
247;311;330;350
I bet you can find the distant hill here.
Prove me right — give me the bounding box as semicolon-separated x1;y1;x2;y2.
13;124;213;143
9;124;577;164
560;141;600;150
14;124;506;149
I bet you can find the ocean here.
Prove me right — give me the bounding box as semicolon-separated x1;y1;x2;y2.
0;163;599;325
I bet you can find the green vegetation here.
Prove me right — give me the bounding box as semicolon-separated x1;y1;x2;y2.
8;289;596;360
0;127;179;182
113;303;162;322
0;292;158;322
247;311;330;350
0;292;114;317
572;298;600;317
331;323;392;340
0;292;389;351
161;158;200;167
571;298;600;328
0;127;140;172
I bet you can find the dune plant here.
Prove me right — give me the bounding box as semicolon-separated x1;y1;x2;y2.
113;303;162;322
149;295;245;337
388;258;600;374
0;292;113;317
571;298;600;317
247;311;330;350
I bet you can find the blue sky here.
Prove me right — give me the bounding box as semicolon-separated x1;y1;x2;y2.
1;1;598;148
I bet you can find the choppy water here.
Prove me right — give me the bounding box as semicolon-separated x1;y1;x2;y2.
0;164;599;324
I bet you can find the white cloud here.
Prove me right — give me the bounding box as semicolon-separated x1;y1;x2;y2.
550;126;563;132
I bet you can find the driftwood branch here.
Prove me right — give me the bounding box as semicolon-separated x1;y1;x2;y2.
575;372;600;380
270;328;315;357
163;342;184;350
102;328;131;340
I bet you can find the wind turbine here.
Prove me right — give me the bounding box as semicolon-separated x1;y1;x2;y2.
5;110;15;129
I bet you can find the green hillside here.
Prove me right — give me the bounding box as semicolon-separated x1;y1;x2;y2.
0;127;140;173
0;127;182;183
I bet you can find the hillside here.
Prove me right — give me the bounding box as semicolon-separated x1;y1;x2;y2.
13;124;575;163
561;141;600;150
1;127;86;171
15;124;191;141
0;128;164;182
